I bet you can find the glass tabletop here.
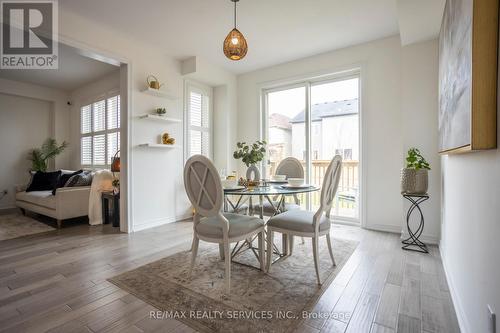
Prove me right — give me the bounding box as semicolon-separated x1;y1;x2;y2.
223;184;320;196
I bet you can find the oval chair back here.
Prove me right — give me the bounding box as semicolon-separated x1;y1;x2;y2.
316;155;342;220
275;157;304;179
183;155;223;218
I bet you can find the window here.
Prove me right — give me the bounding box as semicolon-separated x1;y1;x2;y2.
264;75;360;221
185;82;212;158
80;93;120;167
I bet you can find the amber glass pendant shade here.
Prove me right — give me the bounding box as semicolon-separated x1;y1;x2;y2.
223;28;248;60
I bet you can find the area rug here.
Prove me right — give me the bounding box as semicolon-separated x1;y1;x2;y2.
109;236;358;333
0;213;56;241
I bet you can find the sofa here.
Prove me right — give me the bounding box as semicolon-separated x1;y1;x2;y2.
15;170;92;228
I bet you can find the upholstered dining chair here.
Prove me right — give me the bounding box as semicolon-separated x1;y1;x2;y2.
266;155;342;285
184;155;265;293
253;157;304;216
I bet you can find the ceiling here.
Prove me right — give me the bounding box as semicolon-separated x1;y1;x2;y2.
60;0;404;74
0;43;119;91
397;0;446;46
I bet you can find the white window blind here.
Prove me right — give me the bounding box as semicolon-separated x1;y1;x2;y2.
80;93;120;167
186;84;211;158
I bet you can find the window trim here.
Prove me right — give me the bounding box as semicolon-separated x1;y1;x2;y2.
80;89;120;169
184;80;213;160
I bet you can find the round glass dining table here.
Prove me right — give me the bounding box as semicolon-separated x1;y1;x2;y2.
223;182;320;268
223;182;320;218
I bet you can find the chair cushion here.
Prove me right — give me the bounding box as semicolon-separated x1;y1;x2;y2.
267;210;331;233
196;213;264;239
253;201;300;215
16;191;56;209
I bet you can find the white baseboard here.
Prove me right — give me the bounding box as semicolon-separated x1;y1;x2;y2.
364;223;439;244
440;244;470;333
132;213;192;232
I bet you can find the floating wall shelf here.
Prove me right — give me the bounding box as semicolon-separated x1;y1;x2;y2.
138;114;182;123
141;87;178;99
137;143;180;149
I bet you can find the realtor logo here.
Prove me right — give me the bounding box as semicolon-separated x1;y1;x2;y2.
1;0;58;69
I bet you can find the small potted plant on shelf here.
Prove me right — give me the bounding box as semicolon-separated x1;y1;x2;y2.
233;140;266;184
155;108;166;116
401;148;431;194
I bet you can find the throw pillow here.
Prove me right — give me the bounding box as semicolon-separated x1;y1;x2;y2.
52;170;82;195
26;171;62;192
64;170;93;187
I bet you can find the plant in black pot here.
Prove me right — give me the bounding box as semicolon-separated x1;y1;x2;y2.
401;148;431;194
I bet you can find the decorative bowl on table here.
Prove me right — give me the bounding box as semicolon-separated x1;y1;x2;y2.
287;178;304;187
221;178;238;189
272;174;287;181
239;178;259;189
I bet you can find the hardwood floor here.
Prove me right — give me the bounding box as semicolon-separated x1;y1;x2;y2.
0;218;460;333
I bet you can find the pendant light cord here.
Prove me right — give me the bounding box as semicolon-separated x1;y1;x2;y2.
234;1;237;29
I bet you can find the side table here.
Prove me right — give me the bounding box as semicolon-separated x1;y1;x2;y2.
402;193;429;253
102;191;120;227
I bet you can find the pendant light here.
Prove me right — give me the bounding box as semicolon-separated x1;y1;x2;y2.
223;0;248;61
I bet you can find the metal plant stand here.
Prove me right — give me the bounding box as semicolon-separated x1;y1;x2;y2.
402;193;429;253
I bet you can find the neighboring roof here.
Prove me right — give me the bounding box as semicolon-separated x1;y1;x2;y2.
269;113;292;130
290;99;358;123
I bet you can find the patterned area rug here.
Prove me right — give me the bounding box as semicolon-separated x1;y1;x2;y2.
109;236;358;333
0;213;55;241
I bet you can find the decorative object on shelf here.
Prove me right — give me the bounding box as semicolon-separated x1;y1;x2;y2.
438;0;498;154
161;133;176;145
400;148;430;195
146;75;164;90
233;140;266;181
28;138;68;172
155;107;166;116
402;194;429;253
223;0;248;61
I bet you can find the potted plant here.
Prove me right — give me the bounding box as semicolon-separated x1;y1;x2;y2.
28;138;68;172
401;148;431;194
233;140;267;181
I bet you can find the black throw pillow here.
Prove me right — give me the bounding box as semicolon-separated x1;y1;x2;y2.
26;171;62;192
52;170;82;195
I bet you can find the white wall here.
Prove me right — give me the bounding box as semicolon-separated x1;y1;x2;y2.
237;36;440;239
400;40;441;243
439;43;500;333
0;78;72;170
0;94;52;209
58;9;238;231
69;70;120;169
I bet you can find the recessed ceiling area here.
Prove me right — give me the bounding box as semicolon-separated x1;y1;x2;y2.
60;0;403;74
0;43;119;92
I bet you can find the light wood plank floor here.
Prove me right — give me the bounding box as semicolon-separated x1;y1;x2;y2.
0;217;460;333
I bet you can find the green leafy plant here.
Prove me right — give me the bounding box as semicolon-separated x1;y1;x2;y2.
28;138;68;172
233;140;267;167
405;148;430;170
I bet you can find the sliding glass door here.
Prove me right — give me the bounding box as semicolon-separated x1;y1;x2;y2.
263;75;360;222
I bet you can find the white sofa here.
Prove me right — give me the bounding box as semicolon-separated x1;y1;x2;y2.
16;186;91;228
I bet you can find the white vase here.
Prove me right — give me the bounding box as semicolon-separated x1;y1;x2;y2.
246;164;260;181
